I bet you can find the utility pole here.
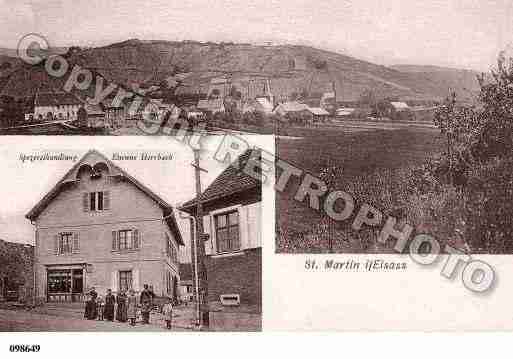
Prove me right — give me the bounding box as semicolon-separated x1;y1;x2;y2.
191;149;208;327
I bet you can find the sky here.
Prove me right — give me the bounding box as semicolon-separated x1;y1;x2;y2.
1;0;512;71
0;135;269;262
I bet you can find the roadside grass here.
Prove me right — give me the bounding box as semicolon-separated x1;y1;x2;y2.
0;125;107;135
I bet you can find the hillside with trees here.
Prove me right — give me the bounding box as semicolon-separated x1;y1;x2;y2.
0;39;482;103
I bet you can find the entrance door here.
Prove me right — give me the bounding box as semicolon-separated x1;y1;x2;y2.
72;269;84;302
119;270;133;293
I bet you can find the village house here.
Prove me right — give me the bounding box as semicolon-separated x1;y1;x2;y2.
242;96;274;115
390;101;410;111
77;103;106;128
146;98;178;123
100;95;144;129
274;101;331;124
273;101;309;117
180;149;262;330
178;263;193;303
102;98;127;129
385;101;413;121
0;239;34;303
25;92;82;122
307;106;330;123
26;150;183;303
197;98;225;114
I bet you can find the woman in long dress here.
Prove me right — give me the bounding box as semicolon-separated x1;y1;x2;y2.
104;289;115;321
83;293;93;319
116;290;128;322
139;284;154;324
127;289;138;326
83;288;98;320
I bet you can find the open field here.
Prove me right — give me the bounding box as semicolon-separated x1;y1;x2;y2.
276;126;443;253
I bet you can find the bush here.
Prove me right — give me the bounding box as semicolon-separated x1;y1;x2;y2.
463;157;513;253
424;52;513;252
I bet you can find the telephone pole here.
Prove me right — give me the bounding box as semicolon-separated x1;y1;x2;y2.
191;149;208;327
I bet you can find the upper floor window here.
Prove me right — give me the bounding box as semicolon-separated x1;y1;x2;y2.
59;232;73;254
83;191;110;212
112;229;139;251
215;210;240;253
55;232;79;255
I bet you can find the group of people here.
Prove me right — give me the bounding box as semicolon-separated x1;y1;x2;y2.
84;284;173;328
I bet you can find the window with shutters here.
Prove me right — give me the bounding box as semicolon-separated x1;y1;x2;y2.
112;229;140;252
83;191;110;212
214;210;240;253
56;232;79;255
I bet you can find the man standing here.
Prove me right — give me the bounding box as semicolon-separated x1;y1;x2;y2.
140;284;154;324
104;289;116;321
116;290;128;322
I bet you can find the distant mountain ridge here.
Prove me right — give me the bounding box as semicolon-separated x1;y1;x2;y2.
0;39;482;103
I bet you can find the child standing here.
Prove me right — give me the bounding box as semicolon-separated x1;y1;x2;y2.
96;295;104;321
162;298;173;330
127;289;138;326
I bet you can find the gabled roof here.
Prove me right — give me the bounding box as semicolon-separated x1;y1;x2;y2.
197;98;224;112
274;101;309;114
84;103;104;116
180;149;261;212
390;101;409;110
26;149;184;245
307;107;330;116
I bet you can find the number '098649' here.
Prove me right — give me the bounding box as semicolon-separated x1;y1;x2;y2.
9;345;40;352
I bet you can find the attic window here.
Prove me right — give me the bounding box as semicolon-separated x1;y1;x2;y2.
90;171;102;179
83;191;110;212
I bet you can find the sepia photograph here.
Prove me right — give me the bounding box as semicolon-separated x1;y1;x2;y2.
0;1;511;257
0;136;265;332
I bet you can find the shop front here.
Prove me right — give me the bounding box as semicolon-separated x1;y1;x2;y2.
46;265;85;302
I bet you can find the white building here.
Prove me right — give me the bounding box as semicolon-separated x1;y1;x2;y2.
27;92;83;122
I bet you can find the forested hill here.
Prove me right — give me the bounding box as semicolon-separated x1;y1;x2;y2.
0;39;481;102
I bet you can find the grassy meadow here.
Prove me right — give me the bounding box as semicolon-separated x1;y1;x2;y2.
276;127;447;253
